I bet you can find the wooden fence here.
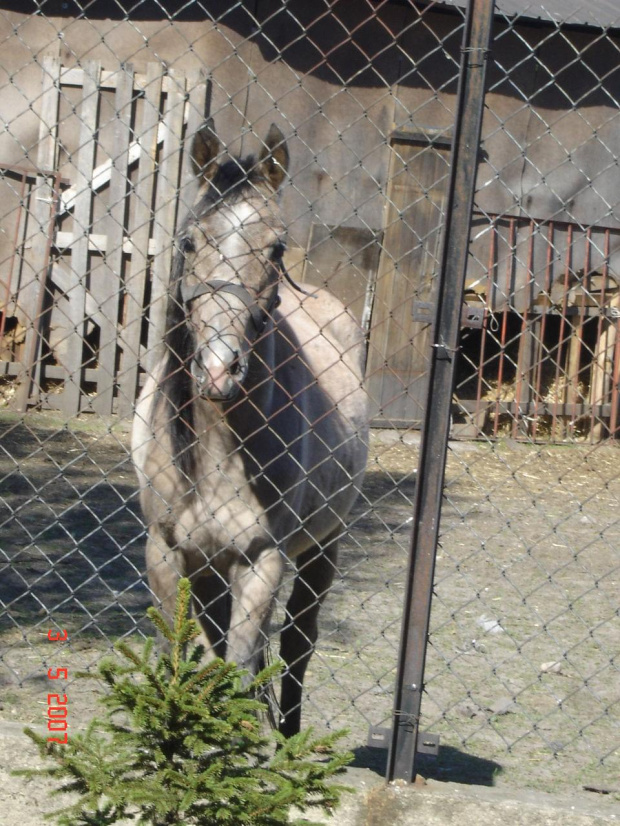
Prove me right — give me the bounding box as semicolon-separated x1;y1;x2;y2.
0;58;208;417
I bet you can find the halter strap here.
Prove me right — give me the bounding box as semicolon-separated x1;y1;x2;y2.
180;278;278;331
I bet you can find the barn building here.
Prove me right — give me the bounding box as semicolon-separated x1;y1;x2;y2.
0;0;618;440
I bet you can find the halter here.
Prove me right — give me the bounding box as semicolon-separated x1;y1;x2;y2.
179;245;310;334
174;239;318;401
180;245;284;332
180;278;278;332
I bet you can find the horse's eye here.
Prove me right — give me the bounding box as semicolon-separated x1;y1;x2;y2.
180;237;195;254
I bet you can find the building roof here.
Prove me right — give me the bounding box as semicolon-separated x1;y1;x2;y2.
429;0;620;30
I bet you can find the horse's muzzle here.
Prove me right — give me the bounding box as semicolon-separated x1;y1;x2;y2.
190;339;248;401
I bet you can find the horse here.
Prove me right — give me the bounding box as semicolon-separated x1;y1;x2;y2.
131;120;368;736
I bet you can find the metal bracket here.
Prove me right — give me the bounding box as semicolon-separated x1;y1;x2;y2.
417;731;440;756
367;725;440;757
461;304;485;328
367;725;391;749
411;300;434;324
412;300;485;329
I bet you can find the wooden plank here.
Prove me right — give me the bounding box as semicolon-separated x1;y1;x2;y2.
59;65;181;95
1;361;99;382
15;56;61;412
59;143;140;216
458;397;612;418
565;257;588;440
589;303;616;440
551;223;573;440
90;65;134;415
61;60;101;416
529;223;555;441
366;141;406;421
117;63;163;416
147;70;187;374
54;231;157;256
57;71;198;222
1;172;30;322
366;138;450;424
610;307;620;437
58;108;192;217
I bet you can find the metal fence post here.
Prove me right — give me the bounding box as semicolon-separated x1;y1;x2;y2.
386;0;496;783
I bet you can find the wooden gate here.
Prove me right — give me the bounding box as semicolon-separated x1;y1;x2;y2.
0;58;208;416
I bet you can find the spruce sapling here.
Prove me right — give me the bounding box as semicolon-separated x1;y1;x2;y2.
16;578;352;825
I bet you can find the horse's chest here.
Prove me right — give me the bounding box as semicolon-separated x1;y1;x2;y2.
163;459;267;558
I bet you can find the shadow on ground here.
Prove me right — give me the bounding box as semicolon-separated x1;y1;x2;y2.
353;744;502;786
0;416;149;640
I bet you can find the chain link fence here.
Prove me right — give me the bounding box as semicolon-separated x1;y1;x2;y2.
0;0;618;814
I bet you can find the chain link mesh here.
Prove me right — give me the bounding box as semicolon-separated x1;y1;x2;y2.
0;0;618;810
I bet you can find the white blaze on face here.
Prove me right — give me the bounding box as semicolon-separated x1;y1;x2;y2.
219;201;261;263
199;332;244;398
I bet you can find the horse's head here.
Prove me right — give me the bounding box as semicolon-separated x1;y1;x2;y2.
172;120;289;402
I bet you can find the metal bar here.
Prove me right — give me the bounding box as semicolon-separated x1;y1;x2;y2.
553;224;573;438
386;0;496;784
493;217;514;437
567;232;589;438
469;221;496;435
512;220;535;439
610;296;620;438
531;221;555;441
590;229;609;441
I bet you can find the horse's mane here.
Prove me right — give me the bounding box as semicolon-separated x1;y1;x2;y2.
157;155;263;481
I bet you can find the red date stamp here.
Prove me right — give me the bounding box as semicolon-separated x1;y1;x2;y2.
47;628;68;744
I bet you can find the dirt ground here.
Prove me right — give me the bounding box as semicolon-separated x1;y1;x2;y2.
0;410;618;821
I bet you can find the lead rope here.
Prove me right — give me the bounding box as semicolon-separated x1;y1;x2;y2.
274;254;318;299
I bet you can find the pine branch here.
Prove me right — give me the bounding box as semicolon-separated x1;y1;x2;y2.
14;578;352;825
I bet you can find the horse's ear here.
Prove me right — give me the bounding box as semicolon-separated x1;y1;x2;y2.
258;124;289;191
191;119;222;182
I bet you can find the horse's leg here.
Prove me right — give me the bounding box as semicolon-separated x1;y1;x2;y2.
226;545;284;675
144;528;186;649
279;535;339;738
189;568;231;660
146;531;226;658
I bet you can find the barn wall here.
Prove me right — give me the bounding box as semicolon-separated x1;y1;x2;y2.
1;5;617;245
1;1;619;426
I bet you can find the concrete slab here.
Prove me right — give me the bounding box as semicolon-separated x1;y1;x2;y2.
304;767;620;826
4;719;619;825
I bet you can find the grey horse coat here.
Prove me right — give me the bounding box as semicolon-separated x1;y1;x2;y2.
132;121;368;735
